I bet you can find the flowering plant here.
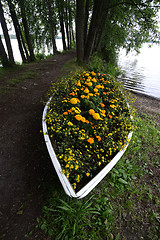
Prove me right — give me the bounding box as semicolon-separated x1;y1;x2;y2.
45;71;134;191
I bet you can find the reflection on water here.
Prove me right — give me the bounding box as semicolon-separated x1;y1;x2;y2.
118;43;160;99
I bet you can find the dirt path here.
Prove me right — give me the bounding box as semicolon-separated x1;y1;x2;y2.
0;50;159;240
0;51;76;240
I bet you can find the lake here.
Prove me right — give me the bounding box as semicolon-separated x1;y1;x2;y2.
1;38;63;64
118;43;160;99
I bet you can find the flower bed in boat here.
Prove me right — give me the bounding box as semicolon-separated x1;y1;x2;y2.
43;71;134;193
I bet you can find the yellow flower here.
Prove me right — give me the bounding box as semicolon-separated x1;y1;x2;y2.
91;71;96;76
81;117;86;123
86;81;92;86
63;112;68;115
89;109;95;115
84;88;89;94
92;78;97;82
75;165;79;170
100;103;105;107
92;113;102;120
68;121;73;126
70;98;78;104
81;95;85;99
86;172;90;176
87;137;94;144
96;85;102;89
85;73;89;76
76;175;80;183
96;136;101;141
93;88;98;92
76;81;81;86
75;115;82;121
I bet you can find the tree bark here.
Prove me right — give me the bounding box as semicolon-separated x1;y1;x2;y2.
57;0;67;51
19;0;35;62
94;0;111;52
83;0;104;63
0;35;10;67
47;0;58;54
76;0;85;64
7;0;27;63
84;0;89;46
65;3;70;49
0;0;15;65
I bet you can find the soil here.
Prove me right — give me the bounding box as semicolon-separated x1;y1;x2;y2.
0;50;159;240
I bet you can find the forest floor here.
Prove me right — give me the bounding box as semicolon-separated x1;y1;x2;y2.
0;50;159;240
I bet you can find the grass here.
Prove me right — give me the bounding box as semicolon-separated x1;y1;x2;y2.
36;94;160;239
0;64;39;94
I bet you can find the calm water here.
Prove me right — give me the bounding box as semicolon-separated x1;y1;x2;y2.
118;43;160;99
1;38;63;64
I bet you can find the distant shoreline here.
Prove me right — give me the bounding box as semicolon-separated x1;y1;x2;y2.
0;34;62;40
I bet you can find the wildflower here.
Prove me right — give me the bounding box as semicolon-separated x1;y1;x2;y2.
92;78;97;82
96;136;101;141
75;115;82;121
108;114;112;119
91;71;96;76
86;172;90;176
89;109;95;115
94;88;98;93
100;103;105;107
75;165;79;170
84;88;89;94
87;138;94;144
76;175;80;183
92;113;102;120
68;121;73;126
85;73;89;76
63;112;68;115
81;117;86;123
70;98;78;104
81;95;85;99
87;81;92;86
76;81;81;86
95;85;101;89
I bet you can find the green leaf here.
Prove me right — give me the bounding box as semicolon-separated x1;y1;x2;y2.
118;178;128;185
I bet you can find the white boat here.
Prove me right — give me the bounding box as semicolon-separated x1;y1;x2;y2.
42;97;133;199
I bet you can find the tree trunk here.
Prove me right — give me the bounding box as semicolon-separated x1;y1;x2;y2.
19;0;35;62
83;0;104;63
94;0;111;52
57;0;67;51
7;0;27;63
0;35;10;67
0;0;15;65
65;5;70;49
76;0;85;64
47;0;58;54
84;0;89;46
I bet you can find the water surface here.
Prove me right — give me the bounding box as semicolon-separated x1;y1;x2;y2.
118;43;160;99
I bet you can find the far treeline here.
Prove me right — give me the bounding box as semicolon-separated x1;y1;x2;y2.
0;0;160;67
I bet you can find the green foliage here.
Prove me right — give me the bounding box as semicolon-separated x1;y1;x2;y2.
37;195;101;240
